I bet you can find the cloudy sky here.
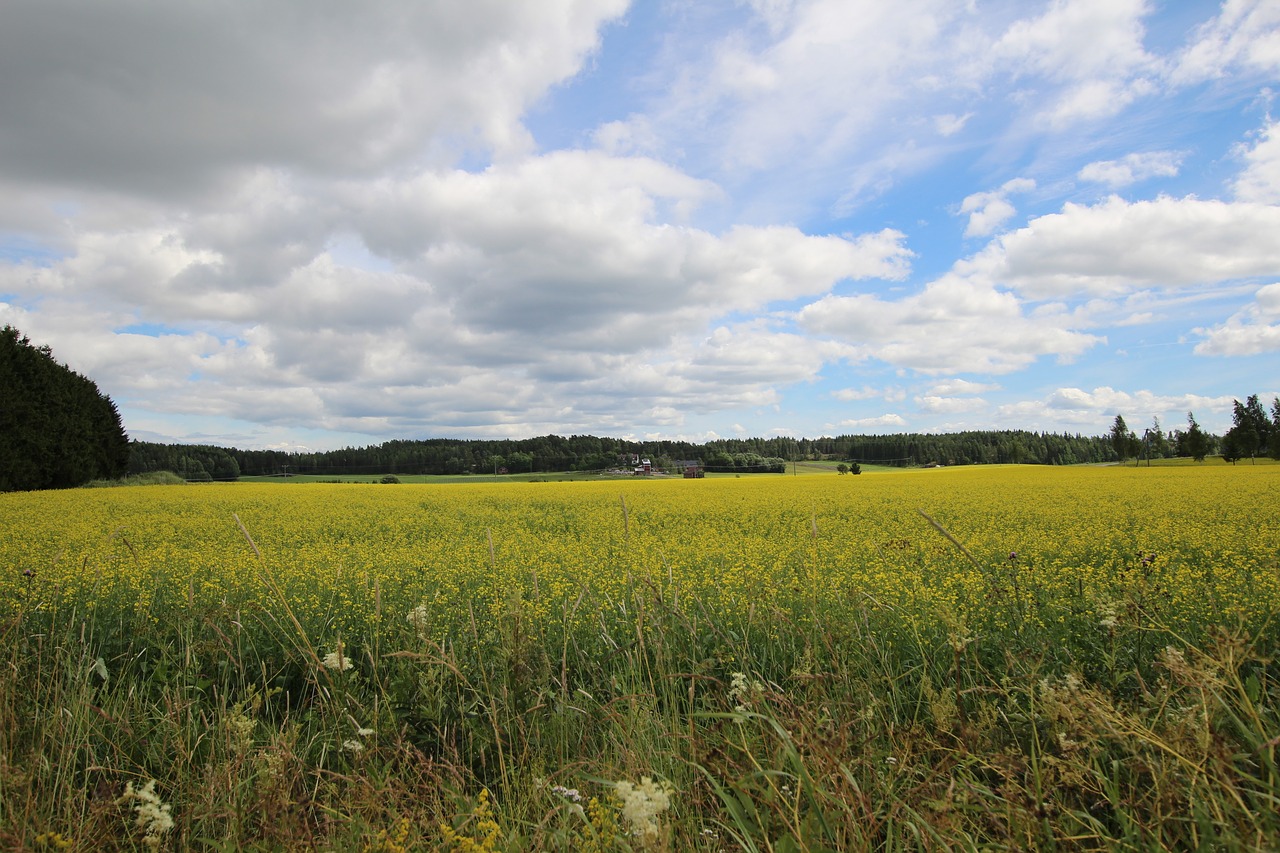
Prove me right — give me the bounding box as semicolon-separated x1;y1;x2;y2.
2;0;1278;450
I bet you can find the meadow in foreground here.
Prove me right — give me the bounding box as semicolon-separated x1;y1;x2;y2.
2;464;1278;850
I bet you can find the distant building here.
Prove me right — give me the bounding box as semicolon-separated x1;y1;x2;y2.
674;459;704;478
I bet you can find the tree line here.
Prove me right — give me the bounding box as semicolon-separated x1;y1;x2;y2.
128;429;1129;480
1108;398;1280;465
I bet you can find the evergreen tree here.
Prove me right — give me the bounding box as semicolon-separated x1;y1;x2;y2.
1144;416;1171;461
1;326;130;491
1184;412;1209;462
1224;396;1269;464
1109;415;1133;464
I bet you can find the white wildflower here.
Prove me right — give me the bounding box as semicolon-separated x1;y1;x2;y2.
407;603;431;638
355;726;375;738
614;776;673;845
728;672;766;711
1097;601;1120;630
341;738;365;753
321;644;354;672
116;780;174;849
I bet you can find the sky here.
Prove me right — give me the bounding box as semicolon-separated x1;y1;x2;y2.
1;0;1278;452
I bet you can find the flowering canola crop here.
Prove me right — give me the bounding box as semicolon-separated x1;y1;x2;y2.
3;465;1278;649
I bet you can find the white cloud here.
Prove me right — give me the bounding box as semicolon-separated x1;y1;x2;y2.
832;385;906;402
915;394;988;414
1;142;915;436
963;195;1280;299
798;274;1102;374
1232;118;1280;203
993;0;1155;82
959;177;1036;237
996;386;1239;433
1170;0;1280;86
934;112;974;137
927;378;1001;395
633;0;997;214
991;0;1159;126
592;116;662;157
1079;150;1183;188
836;413;909;430
349;151;912;346
1193;281;1280;356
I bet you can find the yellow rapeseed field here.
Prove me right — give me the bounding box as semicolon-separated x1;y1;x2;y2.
4;465;1278;642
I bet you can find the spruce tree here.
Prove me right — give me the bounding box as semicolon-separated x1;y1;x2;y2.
1;326;130;491
1184;412;1209;463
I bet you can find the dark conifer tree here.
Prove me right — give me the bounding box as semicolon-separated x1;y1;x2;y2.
1;326;130;491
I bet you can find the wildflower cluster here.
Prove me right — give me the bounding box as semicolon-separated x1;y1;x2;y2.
33;831;73;849
407;602;431;638
342;723;376;754
728;671;766;711
322;643;354;672
364;817;412;853
550;784;582;803
613;776;674;848
116;779;174;849
439;788;502;852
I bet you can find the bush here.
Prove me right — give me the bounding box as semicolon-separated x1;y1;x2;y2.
83;472;186;488
380;474;401;484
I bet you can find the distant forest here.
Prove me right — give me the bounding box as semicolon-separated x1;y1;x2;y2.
127;429;1183;481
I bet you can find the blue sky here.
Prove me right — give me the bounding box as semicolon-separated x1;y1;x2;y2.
1;0;1278;450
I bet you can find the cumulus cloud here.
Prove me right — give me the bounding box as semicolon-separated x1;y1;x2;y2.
991;0;1159;126
799;274;1102;374
835;413;909;430
962;195;1280;299
1193;282;1280;355
959;178;1036;237
915;394;988;414
995;386;1239;433
1079;150;1184;188
927;378;1001;395
1232;118;1280;202
832;385;905;402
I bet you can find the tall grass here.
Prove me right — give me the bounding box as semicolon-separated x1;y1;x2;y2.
2;477;1278;850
